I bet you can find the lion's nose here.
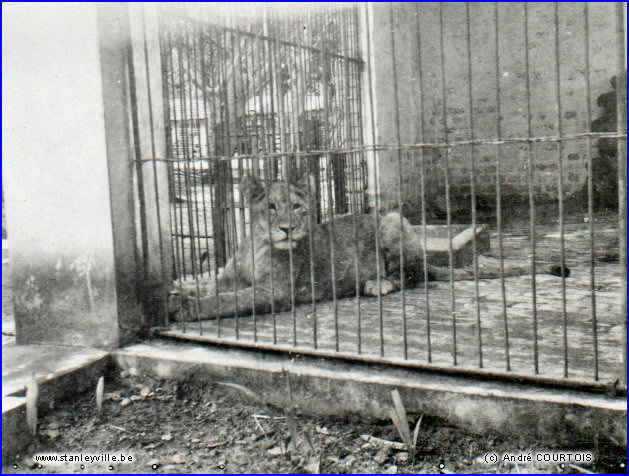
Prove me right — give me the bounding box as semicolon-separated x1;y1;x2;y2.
279;224;296;234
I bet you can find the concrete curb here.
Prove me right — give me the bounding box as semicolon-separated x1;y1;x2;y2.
2;346;110;463
2;396;29;462
114;340;626;447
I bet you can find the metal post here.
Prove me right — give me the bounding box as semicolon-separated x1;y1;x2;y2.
616;2;627;386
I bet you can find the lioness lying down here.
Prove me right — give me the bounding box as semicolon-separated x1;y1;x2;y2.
168;174;568;322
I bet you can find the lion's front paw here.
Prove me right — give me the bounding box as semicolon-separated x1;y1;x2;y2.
364;279;396;296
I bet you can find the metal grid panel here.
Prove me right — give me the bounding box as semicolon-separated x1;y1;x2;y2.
140;3;626;393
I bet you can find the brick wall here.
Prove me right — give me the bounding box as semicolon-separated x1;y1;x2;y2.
369;2;619;219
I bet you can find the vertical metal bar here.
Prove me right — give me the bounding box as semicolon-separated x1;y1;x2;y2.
227;6;247;246
157;10;178;291
439;3;458;365
260;13;277;343
523;2;539;373
320;16;340;352
353;6;366;214
184;19;203;286
616;1;627;386
220;13;237;257
343;7;363;354
264;8;280;182
171;23;189;328
278;19;298;348
178;16;194;274
129;7;151;321
465;3;483;368
292;7;314;348
300;10;318;351
191;12;212;281
220;17;241;339
214;16;230;332
207;19;228;271
364;4;385;358
388;4;408;360
183;15;205;333
553;2;569;378
198;19;222;337
208;23;224;338
494;2;510;371
583;3;598;380
174;14;194;333
242;30;258;342
157;15;173;259
413;3;432;363
270;7;295;345
223;7;242;340
306;151;318;349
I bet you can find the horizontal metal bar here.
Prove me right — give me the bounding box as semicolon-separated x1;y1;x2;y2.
172;233;215;239
157;329;627;396
139;131;628;163
166;12;365;64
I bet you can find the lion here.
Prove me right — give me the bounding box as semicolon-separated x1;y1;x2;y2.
168;173;568;322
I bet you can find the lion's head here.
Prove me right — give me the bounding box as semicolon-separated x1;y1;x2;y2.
241;173;316;250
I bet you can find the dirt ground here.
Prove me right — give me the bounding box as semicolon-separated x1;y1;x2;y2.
2;371;625;474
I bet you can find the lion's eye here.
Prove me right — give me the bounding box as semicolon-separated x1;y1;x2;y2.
268;203;276;212
293;203;301;211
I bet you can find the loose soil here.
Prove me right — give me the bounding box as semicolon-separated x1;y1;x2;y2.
2;371;625;474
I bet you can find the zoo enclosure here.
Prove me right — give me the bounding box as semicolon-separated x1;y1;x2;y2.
134;3;626;393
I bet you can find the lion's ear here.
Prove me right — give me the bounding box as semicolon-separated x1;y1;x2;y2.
241;173;265;204
295;173;317;201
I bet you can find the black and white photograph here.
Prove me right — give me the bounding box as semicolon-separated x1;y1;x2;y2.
2;2;627;473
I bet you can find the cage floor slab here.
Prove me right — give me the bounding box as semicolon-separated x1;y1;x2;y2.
165;214;623;387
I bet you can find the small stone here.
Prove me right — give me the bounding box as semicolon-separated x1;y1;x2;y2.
105;392;122;402
385;464;398;474
130;395;143;402
374;447;392;465
47;420;64;430
120;398;131;407
191;438;201;444
394;452;410;464
267;446;284;456
161;433;173;441
171;453;186;464
303;458;321;473
140;387;150;398
343;455;357;467
42;429;61;439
